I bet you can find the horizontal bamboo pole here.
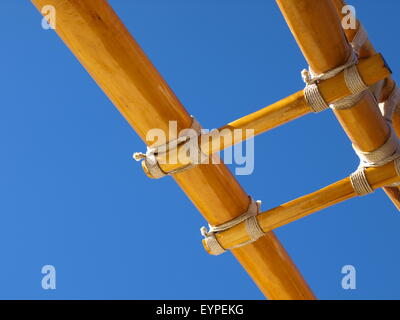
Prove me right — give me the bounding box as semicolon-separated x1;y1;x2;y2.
331;0;400;210
204;161;400;253
31;0;315;299
147;53;391;176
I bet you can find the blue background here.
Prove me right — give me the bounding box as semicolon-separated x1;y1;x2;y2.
0;0;399;299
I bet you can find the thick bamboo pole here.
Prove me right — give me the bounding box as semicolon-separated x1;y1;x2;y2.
204;161;400;252
276;0;398;209
31;0;314;299
331;0;400;210
150;54;390;176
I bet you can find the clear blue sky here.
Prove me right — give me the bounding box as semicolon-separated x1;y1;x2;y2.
1;0;400;300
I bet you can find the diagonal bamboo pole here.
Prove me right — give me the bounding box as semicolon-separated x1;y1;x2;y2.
276;0;398;209
146;54;391;176
330;0;400;210
204;162;400;253
31;0;314;299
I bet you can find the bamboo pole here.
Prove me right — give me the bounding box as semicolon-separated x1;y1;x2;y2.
276;0;398;209
31;0;315;299
330;0;400;210
149;54;391;176
204;161;400;253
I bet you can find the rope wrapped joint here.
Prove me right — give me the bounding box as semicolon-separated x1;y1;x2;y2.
201;197;264;256
300;24;400;196
133;117;208;179
302;24;369;113
350;86;400;195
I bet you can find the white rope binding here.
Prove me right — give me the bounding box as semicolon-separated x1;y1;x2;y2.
350;168;374;196
133;117;208;179
379;86;400;122
345;65;368;95
302;24;369;113
353;126;400;168
350;86;400;195
200;197;264;255
351;24;368;56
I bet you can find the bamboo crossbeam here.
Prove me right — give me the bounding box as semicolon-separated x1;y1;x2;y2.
331;0;400;210
276;0;398;208
204;161;400;253
148;54;391;176
31;0;315;299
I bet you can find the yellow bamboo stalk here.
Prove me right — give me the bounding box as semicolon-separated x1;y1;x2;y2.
330;0;400;210
204;161;400;253
31;0;315;299
277;0;398;210
149;53;391;176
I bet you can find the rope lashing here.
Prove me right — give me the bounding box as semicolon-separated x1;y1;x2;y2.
353;126;400;168
133;117;208;179
350;157;400;196
329;91;366;111
350;87;400;195
302;82;330;113
200;197;264;255
302;25;369;113
344;64;369;95
351;24;368;56
350;127;400;195
350;168;374;196
379;86;400;122
332;27;400;195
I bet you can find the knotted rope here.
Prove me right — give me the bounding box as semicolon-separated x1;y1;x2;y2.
301;24;400;196
200;197;264;255
302;25;369;113
380;86;400;122
133;117;208;179
350;86;400;195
